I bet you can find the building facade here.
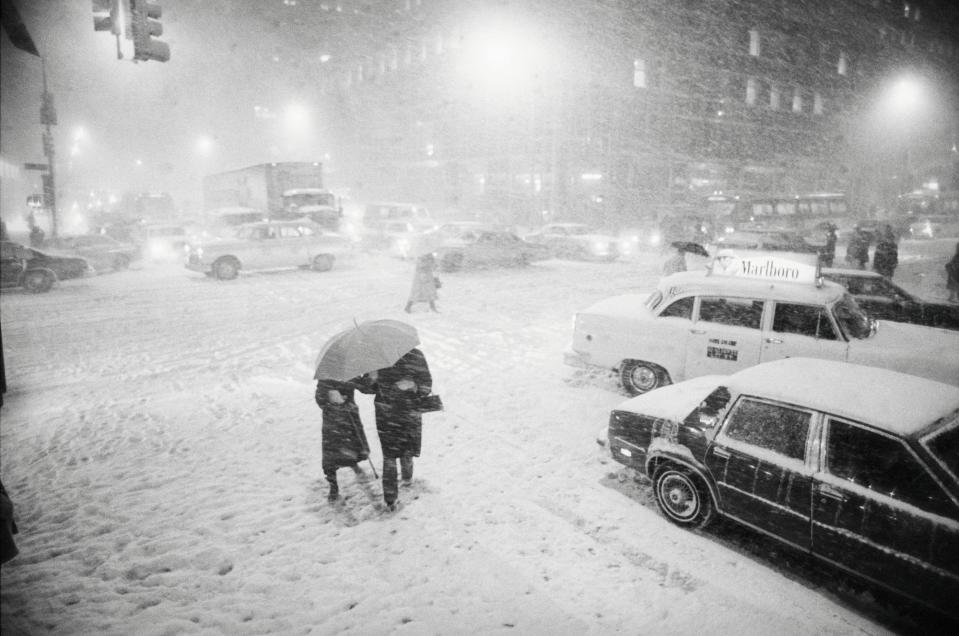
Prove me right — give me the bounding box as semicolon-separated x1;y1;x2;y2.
322;0;959;226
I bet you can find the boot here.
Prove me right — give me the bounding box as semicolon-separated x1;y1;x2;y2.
327;482;339;503
404;302;413;313
429;301;438;313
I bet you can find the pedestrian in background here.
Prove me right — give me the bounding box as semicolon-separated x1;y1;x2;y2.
872;225;899;279
946;242;959;303
314;378;372;503
357;347;433;511
405;253;439;313
820;222;838;267
662;244;687;276
845;227;870;270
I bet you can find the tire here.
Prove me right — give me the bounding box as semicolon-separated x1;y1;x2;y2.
23;270;53;293
311;254;335;272
213;257;240;280
620;360;669;395
113;254;131;270
653;464;715;529
440;252;463;273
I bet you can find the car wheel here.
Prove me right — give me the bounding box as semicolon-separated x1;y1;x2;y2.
213;257;240;280
620;360;669;395
23;270;53;293
653;464;715;529
440;252;463;272
113;254;131;270
311;254;335;272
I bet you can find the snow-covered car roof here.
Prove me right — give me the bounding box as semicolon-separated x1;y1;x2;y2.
656;270;845;306
727;358;959;436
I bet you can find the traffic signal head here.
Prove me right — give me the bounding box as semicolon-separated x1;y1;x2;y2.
130;0;170;62
92;0;122;35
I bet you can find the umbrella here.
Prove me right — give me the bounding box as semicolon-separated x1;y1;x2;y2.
314;319;420;381
670;241;710;258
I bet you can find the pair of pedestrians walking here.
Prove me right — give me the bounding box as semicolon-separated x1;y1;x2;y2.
314;348;434;510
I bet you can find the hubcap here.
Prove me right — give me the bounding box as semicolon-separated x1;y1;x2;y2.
631;366;657;391
660;474;697;519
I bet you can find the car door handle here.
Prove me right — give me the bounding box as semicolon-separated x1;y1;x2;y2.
712;447;730;459
691;329;706;335
765;337;783;344
818;484;846;501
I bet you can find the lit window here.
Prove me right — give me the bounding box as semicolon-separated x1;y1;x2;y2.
749;29;761;56
746;77;758;105
813;92;824;115
904;3;911;19
770;84;780;110
633;58;646;88
837;51;847;75
792;87;803;113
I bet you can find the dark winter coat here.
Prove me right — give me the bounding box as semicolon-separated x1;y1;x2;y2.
872;232;898;278
845;231;870;269
314;379;370;473
947;248;959;293
358;348;433;459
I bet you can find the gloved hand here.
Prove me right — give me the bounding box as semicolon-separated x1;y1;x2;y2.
328;390;346;404
395;379;416;391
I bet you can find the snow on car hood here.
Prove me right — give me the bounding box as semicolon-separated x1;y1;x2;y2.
852;320;959;386
613;375;726;422
580;293;653;318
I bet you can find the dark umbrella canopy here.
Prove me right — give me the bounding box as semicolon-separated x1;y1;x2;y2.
671;241;710;258
314;319;420;381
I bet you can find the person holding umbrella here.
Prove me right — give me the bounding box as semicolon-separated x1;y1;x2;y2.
314;378;372;503
358;347;434;511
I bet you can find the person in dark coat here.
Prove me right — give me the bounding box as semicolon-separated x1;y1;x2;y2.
820;223;837;267
314;378;372;503
845;227;870;269
872;225;899;279
358;348;433;510
947;242;959;303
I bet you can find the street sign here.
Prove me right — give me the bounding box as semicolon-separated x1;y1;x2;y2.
23;162;49;171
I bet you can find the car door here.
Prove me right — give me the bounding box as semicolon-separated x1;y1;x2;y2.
243;226;272;269
685;296;764;378
705;396;815;549
761;301;849;363
276;224;308;266
812;418;959;610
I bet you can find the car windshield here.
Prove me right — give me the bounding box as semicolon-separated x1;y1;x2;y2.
832;294;873;339
923;416;959;484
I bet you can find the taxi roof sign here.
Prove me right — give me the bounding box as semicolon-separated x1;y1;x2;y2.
708;249;820;285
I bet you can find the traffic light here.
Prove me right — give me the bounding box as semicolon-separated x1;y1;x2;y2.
92;0;122;35
129;0;169;62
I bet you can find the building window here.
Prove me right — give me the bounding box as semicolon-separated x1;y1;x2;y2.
792;87;803;113
813;92;824;115
749;29;761;56
746;77;758;105
633;58;646;88
837;51;847;75
770;84;780;110
904;3;911;19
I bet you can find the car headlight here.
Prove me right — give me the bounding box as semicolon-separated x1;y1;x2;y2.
648;232;661;246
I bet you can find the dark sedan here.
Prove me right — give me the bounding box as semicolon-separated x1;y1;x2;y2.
822;268;959;331
1;240;91;292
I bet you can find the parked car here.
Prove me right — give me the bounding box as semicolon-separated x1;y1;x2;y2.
822;267;959;331
1;240;91;292
617;221;663;257
607;357;959;621
185;220;352;280
429;222;549;271
45;233;140;272
524;222;619;261
908;214;959;239
564;252;959;394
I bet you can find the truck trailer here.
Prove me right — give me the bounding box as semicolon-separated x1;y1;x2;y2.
202;162;341;230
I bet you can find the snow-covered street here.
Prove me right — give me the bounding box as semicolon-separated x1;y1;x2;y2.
1;243;957;635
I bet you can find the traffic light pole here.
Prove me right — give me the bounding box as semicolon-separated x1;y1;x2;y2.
40;58;58;238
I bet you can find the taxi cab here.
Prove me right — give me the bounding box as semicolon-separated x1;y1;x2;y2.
565;250;959;394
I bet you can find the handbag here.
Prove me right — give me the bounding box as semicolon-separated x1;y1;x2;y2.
414;394;444;413
433;276;442;289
